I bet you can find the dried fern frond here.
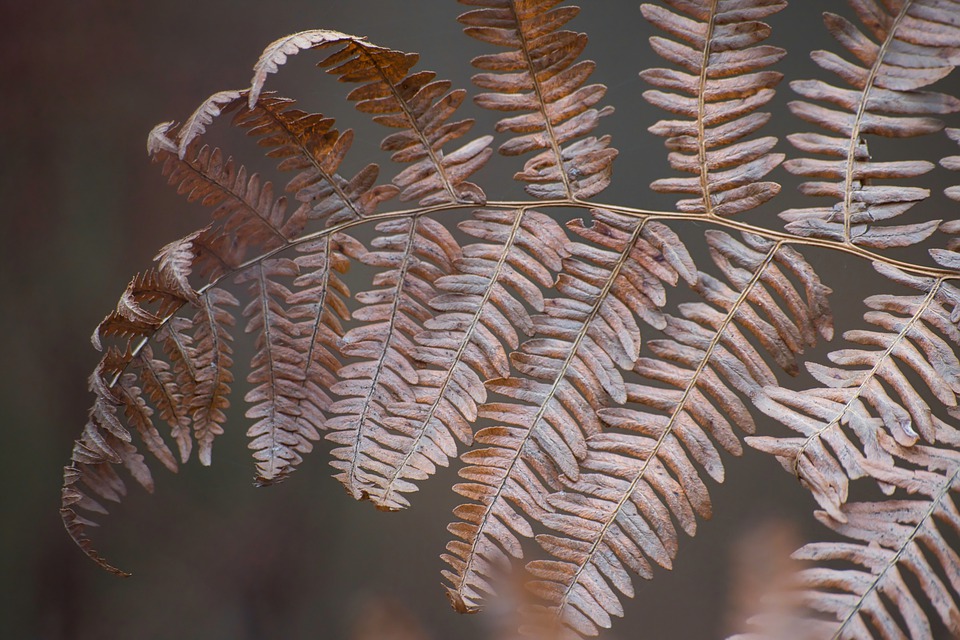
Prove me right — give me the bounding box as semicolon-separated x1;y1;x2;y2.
442;211;697;615
524;233;832;636
62;281;237;575
781;0;960;247
750;263;960;520
641;0;787;217
459;0;617;199
250;29;493;205
61;2;960;637
733;430;960;640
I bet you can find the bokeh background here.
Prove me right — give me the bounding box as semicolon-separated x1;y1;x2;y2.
2;1;957;638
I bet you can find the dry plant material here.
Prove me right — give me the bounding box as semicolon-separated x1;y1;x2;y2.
63;1;960;638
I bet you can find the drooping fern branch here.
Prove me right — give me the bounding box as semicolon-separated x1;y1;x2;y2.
62;1;960;637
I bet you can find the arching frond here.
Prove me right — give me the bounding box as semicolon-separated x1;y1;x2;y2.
60;4;960;638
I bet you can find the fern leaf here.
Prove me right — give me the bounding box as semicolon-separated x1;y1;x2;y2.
134;345;193;464
525;234;832;636
749;265;960;520
115;372;178;474
443;211;696;614
641;0;787;216
154;230;204;305
459;0;618;199
60;354;175;577
177;90;245;159
250;30;493;205
234;94;399;225
238;259;317;484
365;208;570;510
781;0;960;246
92;264;200;354
733;432;960;639
328;217;461;500
185;288;238;466
149;122;304;262
156;316;202;458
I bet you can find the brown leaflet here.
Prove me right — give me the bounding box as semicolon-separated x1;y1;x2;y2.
327;217;461;501
232;94;399;226
366;208;570;510
249;29;493;205
459;0;618;199
149;122;304;263
528;233;832;636
642;0;787;217
750;264;960;521
782;0;960;247
733;430;960;640
443;210;696;614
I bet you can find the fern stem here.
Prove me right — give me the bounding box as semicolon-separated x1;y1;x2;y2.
840;1;912;244
109;196;959;391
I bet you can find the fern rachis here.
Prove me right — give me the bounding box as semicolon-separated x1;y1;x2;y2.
62;0;960;637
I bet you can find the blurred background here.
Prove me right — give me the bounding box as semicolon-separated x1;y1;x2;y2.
1;1;956;638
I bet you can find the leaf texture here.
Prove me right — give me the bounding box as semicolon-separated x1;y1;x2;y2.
940;127;960;251
234;93;399;225
443;210;697;614
781;0;960;247
524;232;833;636
149;122;307;268
237;244;350;485
750;264;960;521
641;0;787;216
364;208;570;510
459;0;618;199
250;29;493;205
327;217;462;501
732;430;960;640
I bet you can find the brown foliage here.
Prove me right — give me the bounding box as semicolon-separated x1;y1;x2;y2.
63;1;960;638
